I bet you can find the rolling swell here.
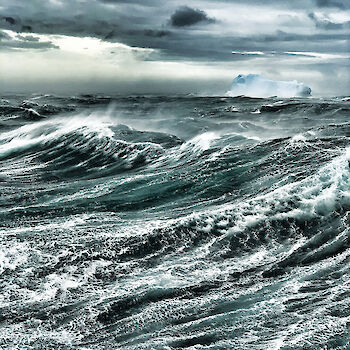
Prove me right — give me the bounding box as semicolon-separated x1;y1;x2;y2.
0;115;182;181
1;95;350;349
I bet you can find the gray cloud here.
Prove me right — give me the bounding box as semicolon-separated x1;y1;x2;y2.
0;1;170;44
3;16;16;25
0;30;58;50
315;0;347;9
170;6;215;27
0;0;348;63
0;30;11;40
143;29;171;38
0;0;349;95
16;34;40;42
2;40;58;50
0;0;344;57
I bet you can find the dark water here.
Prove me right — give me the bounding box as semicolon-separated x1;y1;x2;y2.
1;93;350;349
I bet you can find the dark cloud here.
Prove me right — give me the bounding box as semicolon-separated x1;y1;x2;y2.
170;6;215;27
0;0;172;44
98;0;152;3
16;34;40;42
21;25;33;32
0;40;59;50
143;29;171;38
315;0;347;9
6;41;58;50
0;0;348;63
3;16;16;25
231;52;264;57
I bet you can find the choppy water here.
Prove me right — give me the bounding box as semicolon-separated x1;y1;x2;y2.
1;93;350;349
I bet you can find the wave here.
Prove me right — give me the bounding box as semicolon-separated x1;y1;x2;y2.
75;148;350;349
70;140;349;266
260;100;350;115
1;120;346;218
124;143;347;247
0;114;182;180
0;102;75;122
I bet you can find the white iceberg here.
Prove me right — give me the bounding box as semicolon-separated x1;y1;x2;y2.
227;74;312;98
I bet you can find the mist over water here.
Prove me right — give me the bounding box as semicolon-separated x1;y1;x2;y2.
1;93;350;349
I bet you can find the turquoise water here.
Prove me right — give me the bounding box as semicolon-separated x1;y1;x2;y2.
1;94;350;349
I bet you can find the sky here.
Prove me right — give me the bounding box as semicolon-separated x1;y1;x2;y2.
0;0;349;96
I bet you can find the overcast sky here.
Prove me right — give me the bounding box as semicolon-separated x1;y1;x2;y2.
0;0;349;95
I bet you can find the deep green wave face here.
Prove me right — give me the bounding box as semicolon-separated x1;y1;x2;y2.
1;94;350;349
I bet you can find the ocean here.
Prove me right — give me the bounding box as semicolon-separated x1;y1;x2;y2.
1;93;350;349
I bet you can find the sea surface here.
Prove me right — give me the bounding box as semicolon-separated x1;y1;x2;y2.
1;94;350;349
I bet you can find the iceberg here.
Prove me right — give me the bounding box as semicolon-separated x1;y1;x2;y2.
227;74;312;98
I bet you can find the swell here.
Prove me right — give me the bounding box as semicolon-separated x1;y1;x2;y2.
0;125;346;222
0;116;182;181
85;149;350;346
21;144;347;270
105;145;350;267
0;102;75;122
260;99;350;115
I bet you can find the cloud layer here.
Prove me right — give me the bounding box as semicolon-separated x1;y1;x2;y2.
170;6;215;27
0;0;349;95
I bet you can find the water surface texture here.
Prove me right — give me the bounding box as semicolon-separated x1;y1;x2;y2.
1;94;350;349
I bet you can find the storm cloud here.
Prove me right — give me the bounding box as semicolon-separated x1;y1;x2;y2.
315;0;348;9
0;0;349;95
170;6;215;27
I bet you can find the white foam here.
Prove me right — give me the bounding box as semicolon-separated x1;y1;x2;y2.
0;242;28;275
291;134;307;142
180;132;219;153
182;146;350;245
251;109;261;114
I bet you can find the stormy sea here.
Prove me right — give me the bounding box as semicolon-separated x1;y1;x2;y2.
1;93;350;349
